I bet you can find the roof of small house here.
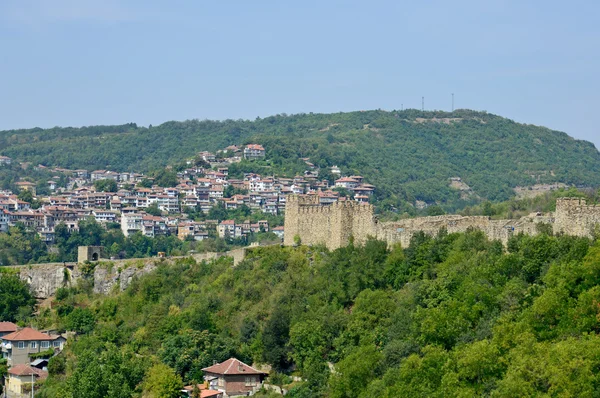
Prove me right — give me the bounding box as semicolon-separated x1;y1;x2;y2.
335;177;359;183
2;327;54;341
0;321;18;333
8;364;48;379
202;358;266;375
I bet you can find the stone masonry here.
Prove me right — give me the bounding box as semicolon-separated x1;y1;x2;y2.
284;195;600;250
553;197;600;237
284;195;376;248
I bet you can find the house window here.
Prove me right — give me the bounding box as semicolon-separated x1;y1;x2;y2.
17;342;25;349
41;341;50;349
218;378;224;387
30;341;37;349
53;341;60;347
245;377;256;386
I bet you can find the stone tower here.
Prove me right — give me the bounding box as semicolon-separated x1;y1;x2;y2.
77;246;105;263
284;195;375;250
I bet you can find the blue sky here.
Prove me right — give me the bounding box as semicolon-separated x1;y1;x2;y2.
1;0;599;148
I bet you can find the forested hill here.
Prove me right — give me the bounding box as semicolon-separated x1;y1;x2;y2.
2;109;600;208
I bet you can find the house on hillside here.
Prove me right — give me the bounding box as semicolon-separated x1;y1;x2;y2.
334;177;359;190
0;322;18;338
0;209;9;233
272;226;284;240
1;327;66;367
217;220;243;239
243;144;265;160
202;358;267;397
5;364;48;397
15;181;36;196
198;151;217;163
0;155;12;166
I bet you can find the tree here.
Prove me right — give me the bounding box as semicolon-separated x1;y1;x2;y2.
262;304;291;370
137;178;154;188
154;170;178;188
65;308;96;334
142;363;183;398
94;179;118;192
0;274;35;322
329;344;384;398
191;383;201;398
17;189;34;203
426;205;445;216
146;203;162;216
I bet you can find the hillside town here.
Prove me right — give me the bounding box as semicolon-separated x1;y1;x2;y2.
0;144;375;252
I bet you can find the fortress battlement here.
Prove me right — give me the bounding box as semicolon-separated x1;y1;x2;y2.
284;195;600;250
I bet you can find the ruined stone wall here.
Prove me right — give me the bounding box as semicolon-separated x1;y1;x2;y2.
375;214;553;247
284;195;565;250
554;197;600;237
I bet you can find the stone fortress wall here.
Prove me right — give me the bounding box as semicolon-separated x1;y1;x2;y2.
553;197;600;237
8;198;600;300
284;195;600;250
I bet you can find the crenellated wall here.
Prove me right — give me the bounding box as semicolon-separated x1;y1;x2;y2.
284;195;599;250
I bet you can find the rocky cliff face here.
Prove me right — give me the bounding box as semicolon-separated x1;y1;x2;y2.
92;260;159;295
12;259;162;299
17;263;82;298
9;248;249;299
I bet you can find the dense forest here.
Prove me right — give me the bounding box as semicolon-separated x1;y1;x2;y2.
2;109;600;210
2;226;600;397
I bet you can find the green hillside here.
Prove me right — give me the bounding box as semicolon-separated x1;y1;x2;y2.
2;109;599;209
8;231;600;397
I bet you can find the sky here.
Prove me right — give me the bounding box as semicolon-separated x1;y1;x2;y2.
1;0;599;148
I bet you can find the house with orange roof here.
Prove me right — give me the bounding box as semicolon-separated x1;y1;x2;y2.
5;363;48;397
202;358;267;397
243;144;265;160
1;327;65;367
334;177;360;190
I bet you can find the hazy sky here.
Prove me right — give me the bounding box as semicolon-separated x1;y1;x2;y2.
1;0;599;148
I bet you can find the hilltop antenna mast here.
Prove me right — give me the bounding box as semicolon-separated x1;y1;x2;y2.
452;93;454;112
401;103;403;111
422;97;424;111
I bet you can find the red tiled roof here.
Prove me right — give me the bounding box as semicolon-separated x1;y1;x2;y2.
8;364;48;379
2;327;54;341
200;390;222;398
202;358;265;375
245;144;264;151
335;177;359;183
0;322;18;333
182;385;222;397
